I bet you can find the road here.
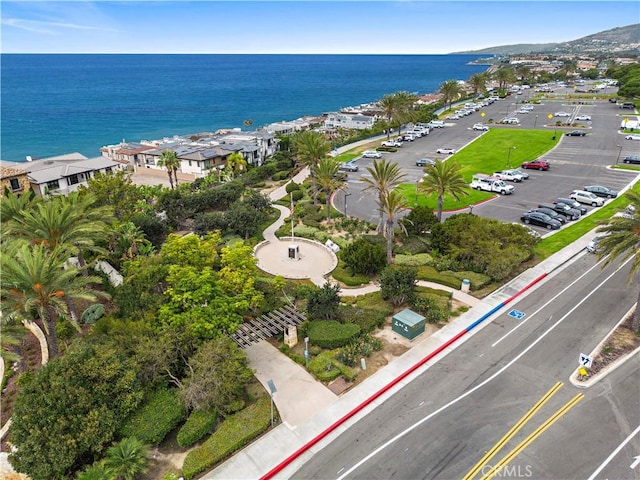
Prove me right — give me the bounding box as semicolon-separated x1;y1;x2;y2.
292;252;640;480
335;83;640;231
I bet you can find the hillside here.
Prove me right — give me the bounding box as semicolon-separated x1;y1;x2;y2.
454;23;640;56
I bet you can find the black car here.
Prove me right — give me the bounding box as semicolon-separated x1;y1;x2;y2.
521;212;562;230
584;185;617;198
565;130;586;137
528;207;567;224
623;155;640;164
555;197;588;215
538;202;581;221
339;162;359;172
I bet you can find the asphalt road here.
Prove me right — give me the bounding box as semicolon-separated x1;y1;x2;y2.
292;252;640;480
335;83;640;232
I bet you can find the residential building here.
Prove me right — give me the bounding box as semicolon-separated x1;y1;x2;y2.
324;112;377;130
0;163;30;197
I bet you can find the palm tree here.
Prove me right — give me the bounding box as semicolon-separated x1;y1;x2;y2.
0;190;40;239
114;221;153;262
595;190;640;332
103;437;149;480
468;73;488;98
292;130;331;170
494;67;515;91
378;190;409;264
379;91;418;136
158;150;180;189
379;93;400;139
515;65;532;85
361;159;407;233
438;80;462;111
310;157;342;223
225;152;247;180
0;243;108;359
419;160;470;222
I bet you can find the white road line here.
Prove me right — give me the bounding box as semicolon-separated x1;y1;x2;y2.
586;424;640;480
492;255;608;347
336;257;631;480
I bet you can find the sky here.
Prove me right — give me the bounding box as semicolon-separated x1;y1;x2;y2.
1;1;638;54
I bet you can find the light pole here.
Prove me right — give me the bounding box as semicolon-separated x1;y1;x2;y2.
344;192;352;217
506;146;516;168
534;114;538;129
415;180;419;207
616;144;623;165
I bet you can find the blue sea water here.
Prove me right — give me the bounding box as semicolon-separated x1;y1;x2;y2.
0;54;489;162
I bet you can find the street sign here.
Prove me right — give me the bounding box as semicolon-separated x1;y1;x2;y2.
508;309;526;320
579;353;593;369
547;113;553;119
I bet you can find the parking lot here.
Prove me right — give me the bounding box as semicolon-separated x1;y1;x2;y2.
335;82;640;232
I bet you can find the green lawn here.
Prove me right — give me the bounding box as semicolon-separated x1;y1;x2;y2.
397;129;561;209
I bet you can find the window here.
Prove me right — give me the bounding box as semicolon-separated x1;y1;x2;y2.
10;178;22;191
68;174;79;185
46;180;60;191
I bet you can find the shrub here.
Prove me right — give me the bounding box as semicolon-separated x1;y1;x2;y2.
176;408;219;448
335;335;383;367
285;182;300;193
291;189;304;201
331;262;371;287
307;320;360;348
409;295;448;324
339;305;386;333
394;253;433;267
415;266;461;289
308;351;342;382
379;266;417;306
272;170;292;181
119;388;187;446
181;397;271;480
441;270;491;289
81;303;105;324
293;225;320;239
340;238;386;275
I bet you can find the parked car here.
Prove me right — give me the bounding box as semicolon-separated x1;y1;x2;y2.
502;117;520;124
554;111;571;117
575;115;591;121
401;133;416;142
555;197;587;215
521;160;550;170
381;139;402;147
510;168;529;180
416;158;436;167
473;123;489;131
436;147;456;154
570;190;605;207
584;185;618;198
521;211;562;230
587;235;608;253
427;120;445;128
565;130;586;136
339;161;359;172
528;207;567;224
538;202;581;221
362;150;382;159
493;170;524;182
625;134;640;141
622;155;640;164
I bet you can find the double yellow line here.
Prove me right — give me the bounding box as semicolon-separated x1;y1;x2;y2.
462;382;584;480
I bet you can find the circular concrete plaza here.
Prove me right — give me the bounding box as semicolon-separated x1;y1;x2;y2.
254;237;337;280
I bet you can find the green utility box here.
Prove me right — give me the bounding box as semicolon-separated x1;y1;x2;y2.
392;308;426;341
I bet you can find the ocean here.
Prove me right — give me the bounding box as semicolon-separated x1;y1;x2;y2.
0;54;489;162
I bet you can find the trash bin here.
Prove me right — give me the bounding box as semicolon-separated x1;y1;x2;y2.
461;279;470;293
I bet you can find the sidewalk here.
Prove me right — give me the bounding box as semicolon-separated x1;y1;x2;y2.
204;235;593;479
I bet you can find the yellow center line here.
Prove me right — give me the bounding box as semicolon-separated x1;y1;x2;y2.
479;393;585;480
461;381;564;480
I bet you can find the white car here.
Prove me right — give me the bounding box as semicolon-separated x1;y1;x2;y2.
554;111;571;117
575;115;591;121
436;147;456;154
625;134;640;141
502;117;520;125
520;105;534;111
381;139;402;147
362;150;382;159
493;170;524;182
473;123;489;131
570;190;604;207
517;109;530;114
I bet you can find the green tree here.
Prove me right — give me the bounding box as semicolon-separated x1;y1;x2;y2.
76;463;113;480
419;160;469;222
306;282;342;320
225;152;247;180
218;242;264;312
494;67;516;90
159;232;219;270
292;130;331;170
0;190;40;239
595;190;640;332
340;238;387;275
158;150;180;189
401;205;438;236
180;337;253;414
224;201;264;239
361;159;406;233
79;170;143;220
378;91;418;136
468;73;488;97
310;157;342;223
379;266;417;306
8;343;143;479
378;190;409;264
112;221;153;264
103;437;149;480
1;243;108;359
438;79;462;111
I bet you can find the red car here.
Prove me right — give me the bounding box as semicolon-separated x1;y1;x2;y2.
521;160;550;171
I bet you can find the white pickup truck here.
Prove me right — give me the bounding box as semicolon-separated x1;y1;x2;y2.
493;170;524;182
470;174;515;195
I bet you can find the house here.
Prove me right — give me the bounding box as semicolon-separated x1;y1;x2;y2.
6;154;124;196
0;162;31;197
100;141;155;166
324;112;376;130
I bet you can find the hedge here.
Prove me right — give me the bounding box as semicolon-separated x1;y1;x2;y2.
441;270;491;290
308;350;358;382
307;320;361;349
181;397;271;480
176;407;219;448
339;305;386;333
414;266;461;289
119;388;187;446
394;253;433;267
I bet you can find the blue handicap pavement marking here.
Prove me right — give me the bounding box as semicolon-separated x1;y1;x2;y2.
508;309;526;320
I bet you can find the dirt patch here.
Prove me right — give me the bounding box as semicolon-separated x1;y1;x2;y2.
578;312;640;381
